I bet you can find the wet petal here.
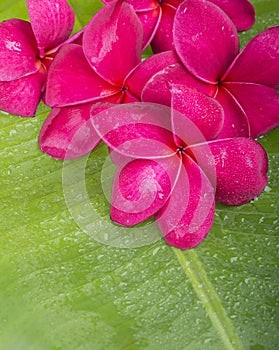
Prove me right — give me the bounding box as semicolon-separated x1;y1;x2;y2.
0;19;38;81
44;44;119;107
151;3;176;53
27;0;75;53
173;0;239;83
126;0;158;10
39;103;110;160
92;102;176;159
223;26;279;88
142;63;216;105
210;0;255;31
156;154;215;249
171;84;224;141
223;82;279;138
102;0;158;11
126;50;180;99
111;157;177;226
137;7;161;49
83;2;143;85
0;68;45;117
215;86;249;138
191;138;268;205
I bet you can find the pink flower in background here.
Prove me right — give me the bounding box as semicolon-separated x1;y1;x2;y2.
102;0;255;52
0;0;76;116
44;2;144;108
91;102;268;249
142;0;279;138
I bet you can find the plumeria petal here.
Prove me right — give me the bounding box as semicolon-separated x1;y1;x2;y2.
142;63;217;105
190;138;268;205
137;7;161;49
210;0;255;31
44;44;119;107
127;0;158;11
223;26;279;88
223;82;279;138
120;92;140;104
111;157;178;226
173;0;239;83
27;0;75;53
92;103;176;159
151;3;176;53
39;103;111;160
0;19;38;81
215;86;250;138
171;84;224;141
67;28;84;46
126;50;180;99
102;0;158;11
168;0;183;6
155;154;215;249
83;1;143;85
0;68;45;117
50;26;85;51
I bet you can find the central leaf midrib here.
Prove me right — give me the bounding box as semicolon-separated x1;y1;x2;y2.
173;248;244;350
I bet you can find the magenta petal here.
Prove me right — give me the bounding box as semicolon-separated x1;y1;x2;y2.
111;158;175;226
174;0;239;83
171;84;224;141
168;0;183;6
224;82;279;138
92;103;176;159
0;68;45;117
210;0;255;31
214;86;249;138
121;92;140;104
142;63;217;105
118;0;158;11
126;51;180;99
44;44;119;107
39;103;110;160
67;28;84;46
51;26;85;50
151;3;176;53
83;2;143;85
223;26;279;88
0;19;38;81
137;7;161;49
201;138;268;205
27;0;75;53
156;154;215;249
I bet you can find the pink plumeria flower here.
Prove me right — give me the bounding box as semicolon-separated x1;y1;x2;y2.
0;0;76;117
142;0;279;138
39;50;180;160
91;101;268;249
40;1;181;159
102;0;255;52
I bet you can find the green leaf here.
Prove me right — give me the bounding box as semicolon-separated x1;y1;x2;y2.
0;1;278;349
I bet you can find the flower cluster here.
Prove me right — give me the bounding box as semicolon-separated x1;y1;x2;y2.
0;0;278;249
